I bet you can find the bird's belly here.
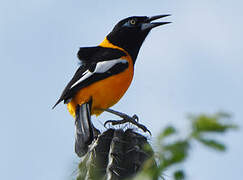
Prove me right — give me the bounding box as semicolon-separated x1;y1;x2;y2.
67;67;133;117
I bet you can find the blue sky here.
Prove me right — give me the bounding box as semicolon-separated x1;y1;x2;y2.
1;0;243;179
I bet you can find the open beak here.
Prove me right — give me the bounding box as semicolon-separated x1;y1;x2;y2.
141;14;171;31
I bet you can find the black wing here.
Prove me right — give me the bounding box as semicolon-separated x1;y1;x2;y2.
65;59;129;101
53;47;128;109
77;46;126;63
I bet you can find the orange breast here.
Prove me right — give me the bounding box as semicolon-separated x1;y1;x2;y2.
67;55;134;117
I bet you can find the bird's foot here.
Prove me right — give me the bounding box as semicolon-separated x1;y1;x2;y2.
103;108;151;134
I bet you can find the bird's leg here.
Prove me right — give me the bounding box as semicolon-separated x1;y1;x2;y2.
102;108;151;134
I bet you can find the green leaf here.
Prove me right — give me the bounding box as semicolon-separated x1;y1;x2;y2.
191;114;237;133
196;137;226;151
160;141;189;169
173;170;185;180
158;126;176;140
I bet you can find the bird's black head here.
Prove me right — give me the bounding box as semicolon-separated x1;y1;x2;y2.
107;15;171;63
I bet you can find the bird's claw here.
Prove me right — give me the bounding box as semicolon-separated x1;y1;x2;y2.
132;114;139;122
104;117;151;135
104;119;126;127
102;108;150;134
136;123;151;135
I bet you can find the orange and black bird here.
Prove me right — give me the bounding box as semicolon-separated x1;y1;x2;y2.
53;15;170;156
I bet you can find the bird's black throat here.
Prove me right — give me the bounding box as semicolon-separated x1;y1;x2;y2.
107;28;150;64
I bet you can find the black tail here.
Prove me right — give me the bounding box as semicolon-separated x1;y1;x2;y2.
75;100;99;157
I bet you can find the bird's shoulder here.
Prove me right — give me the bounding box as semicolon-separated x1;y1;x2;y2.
77;46;127;63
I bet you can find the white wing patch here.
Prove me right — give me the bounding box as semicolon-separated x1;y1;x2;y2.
95;59;127;73
71;59;128;88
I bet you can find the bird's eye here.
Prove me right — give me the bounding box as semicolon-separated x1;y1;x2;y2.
129;19;136;25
